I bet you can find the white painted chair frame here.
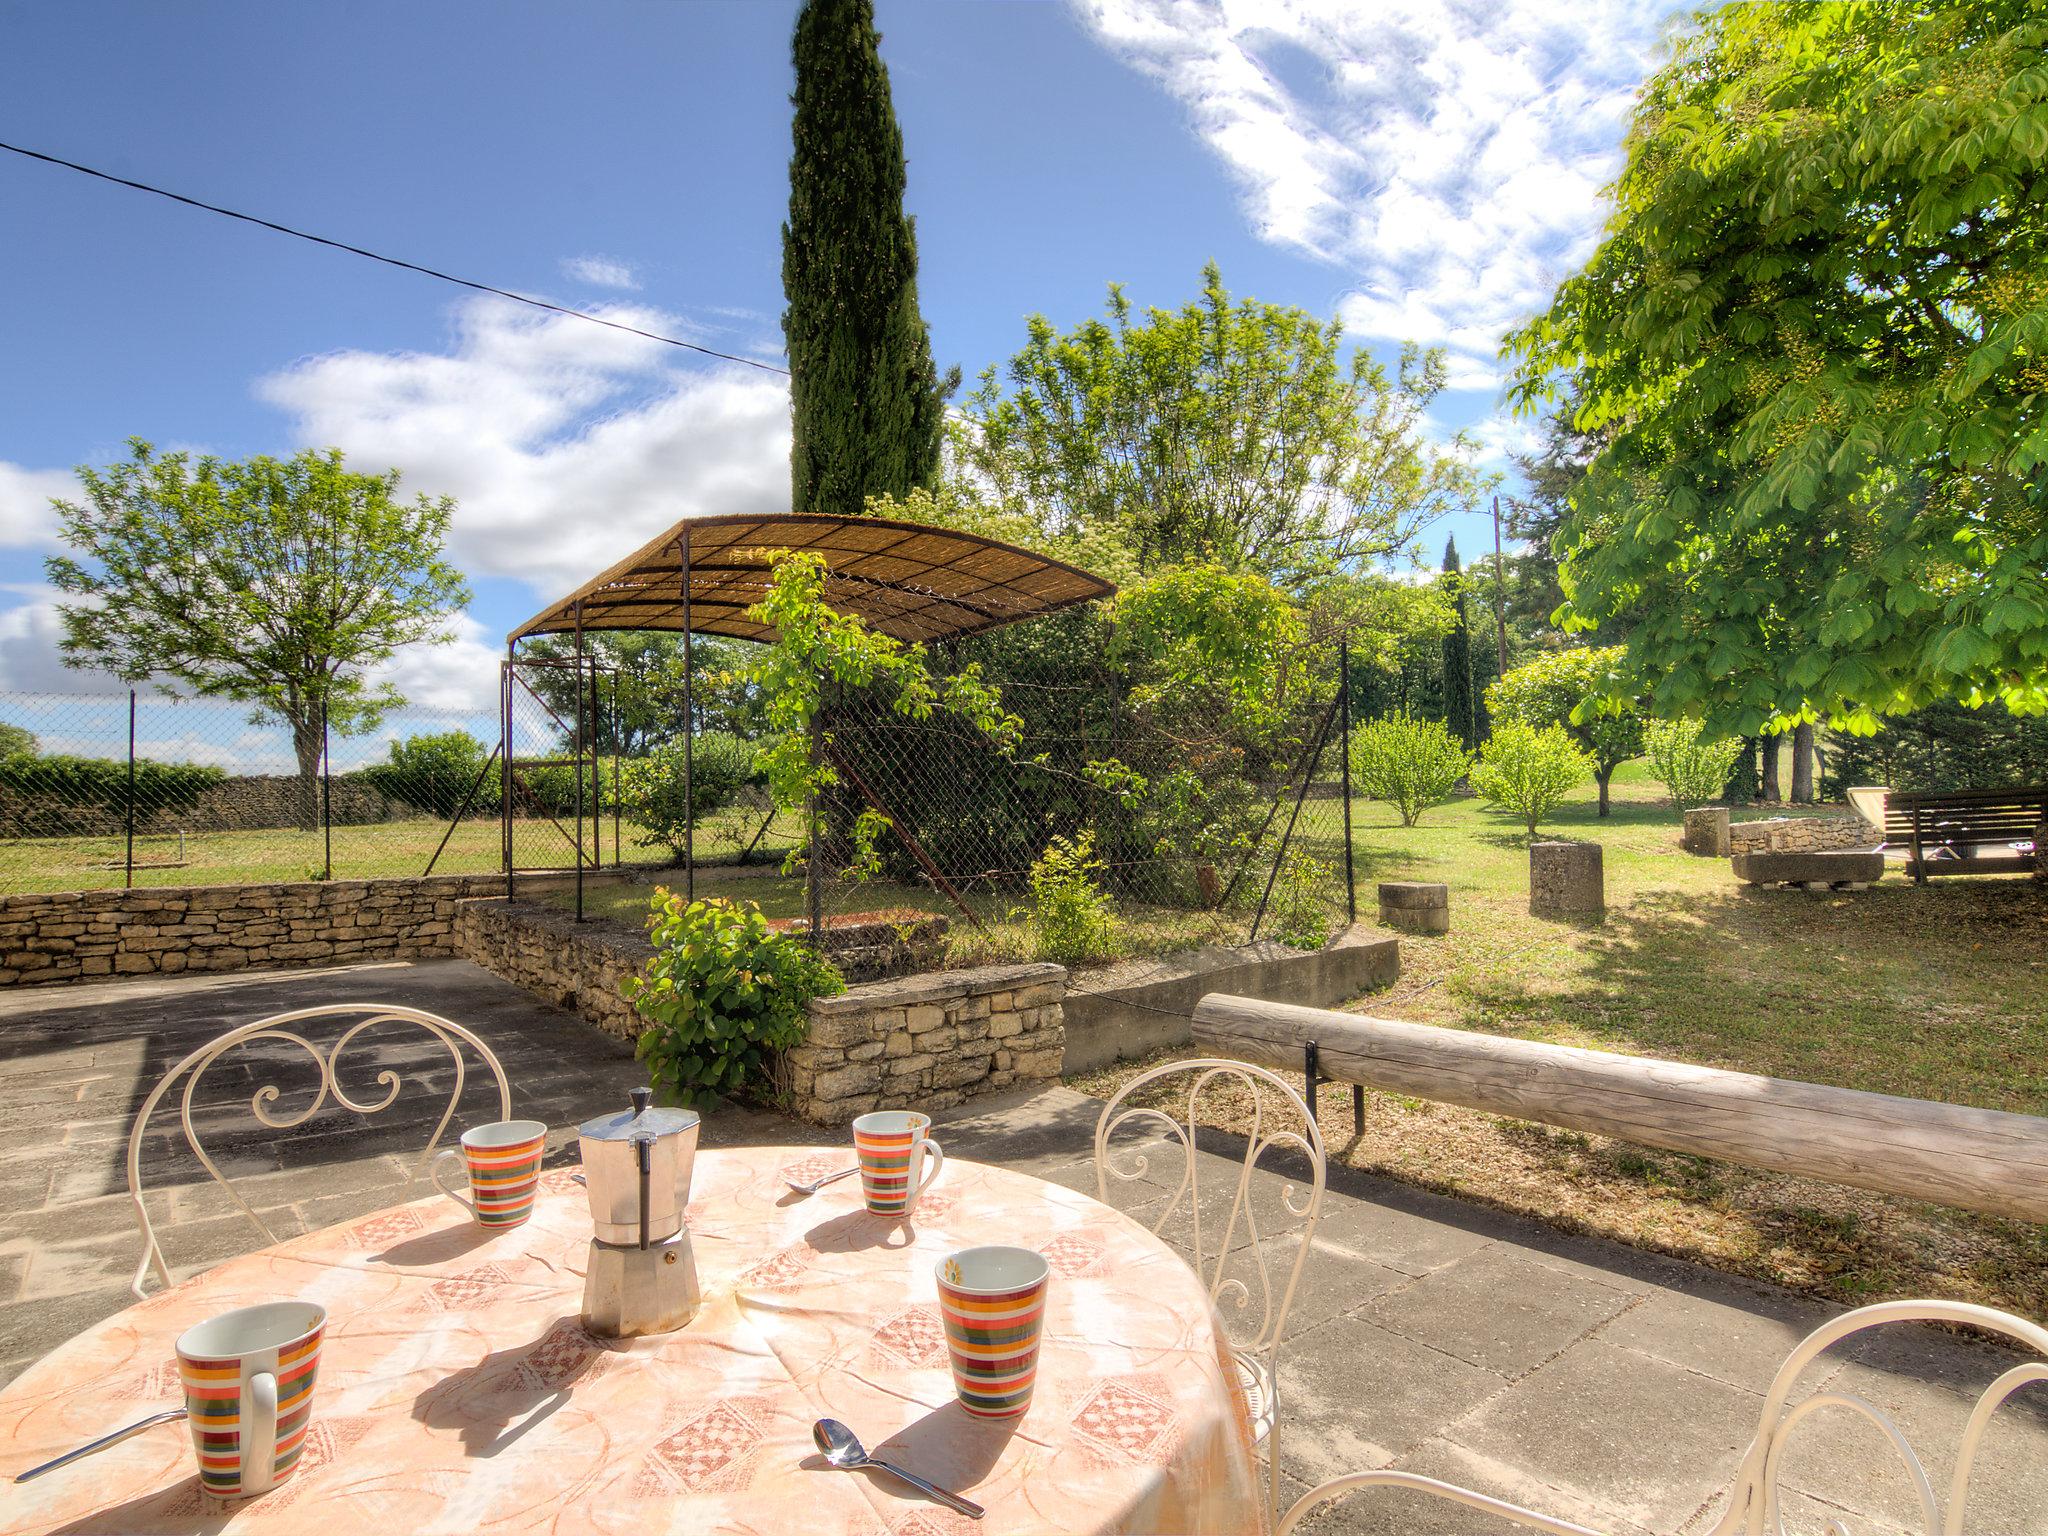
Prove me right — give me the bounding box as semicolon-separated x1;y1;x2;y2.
1093;1057;1326;1528
126;1003;512;1298
1277;1298;2048;1536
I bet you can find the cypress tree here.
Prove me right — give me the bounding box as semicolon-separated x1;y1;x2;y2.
782;0;945;516
1441;537;1476;750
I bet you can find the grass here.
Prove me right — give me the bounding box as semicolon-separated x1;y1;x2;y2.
1071;763;2048;1316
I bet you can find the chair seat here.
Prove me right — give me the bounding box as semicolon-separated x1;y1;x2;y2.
1233;1347;1275;1444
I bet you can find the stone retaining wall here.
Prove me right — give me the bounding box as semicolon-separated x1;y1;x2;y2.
1728;812;1879;855
0;873;514;985
453;899;652;1040
786;963;1067;1125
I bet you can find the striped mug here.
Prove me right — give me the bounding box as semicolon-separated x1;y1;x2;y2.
852;1110;945;1217
175;1301;326;1498
431;1118;548;1229
936;1246;1049;1418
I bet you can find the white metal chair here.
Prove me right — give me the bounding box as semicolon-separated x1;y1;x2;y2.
126;1003;512;1297
1093;1057;1326;1526
1277;1298;2048;1536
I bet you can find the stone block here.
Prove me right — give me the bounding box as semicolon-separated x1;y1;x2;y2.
1681;806;1731;857
809;1062;882;1102
1529;840;1604;922
883;1031;914;1057
1731;850;1885;888
845;1040;886;1063
1377;881;1449;935
905;1005;946;1035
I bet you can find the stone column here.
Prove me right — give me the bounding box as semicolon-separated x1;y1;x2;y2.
1681;807;1730;857
1377;881;1449;934
1530;841;1604;921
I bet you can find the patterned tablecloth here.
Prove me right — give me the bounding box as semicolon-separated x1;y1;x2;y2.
1;1147;1266;1535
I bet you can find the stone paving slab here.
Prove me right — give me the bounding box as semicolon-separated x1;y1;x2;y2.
1;964;2045;1534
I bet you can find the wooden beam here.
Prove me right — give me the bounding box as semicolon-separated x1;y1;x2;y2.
1191;994;2048;1224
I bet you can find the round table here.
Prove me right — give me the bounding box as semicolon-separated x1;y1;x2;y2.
1;1147;1265;1535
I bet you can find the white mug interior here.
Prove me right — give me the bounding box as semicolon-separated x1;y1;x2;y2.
851;1110;930;1139
460;1118;548;1151
938;1245;1050;1294
176;1300;325;1359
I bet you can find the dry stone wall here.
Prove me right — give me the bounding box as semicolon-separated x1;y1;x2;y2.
0;873;511;985
1728;813;1879;855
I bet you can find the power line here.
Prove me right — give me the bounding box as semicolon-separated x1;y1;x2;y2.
0;139;791;376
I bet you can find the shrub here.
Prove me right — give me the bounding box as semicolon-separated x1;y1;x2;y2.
363;730;494;817
1268;848;1333;950
0;752;223;812
1024;831;1119;965
1485;646;1645;816
0;723;35;758
622;894;845;1106
1644;718;1745;808
618;732;756;859
1350;709;1472;826
1471;721;1592;837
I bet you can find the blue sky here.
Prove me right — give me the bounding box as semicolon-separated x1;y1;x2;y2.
0;0;1683;717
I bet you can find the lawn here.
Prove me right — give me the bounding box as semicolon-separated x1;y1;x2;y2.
1072;764;2048;1316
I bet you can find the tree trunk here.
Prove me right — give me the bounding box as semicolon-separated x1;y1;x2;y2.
1791;722;1815;803
1596;764;1612;817
290;712;323;832
1761;733;1782;803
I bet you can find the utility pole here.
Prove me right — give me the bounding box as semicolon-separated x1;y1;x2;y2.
1490;494;1510;676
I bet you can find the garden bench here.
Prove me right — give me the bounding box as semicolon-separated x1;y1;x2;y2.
1877;786;2048;883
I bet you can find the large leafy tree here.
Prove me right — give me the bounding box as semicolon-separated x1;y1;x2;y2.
782;0;947;517
1508;1;2048;735
1486;645;1646;817
952;263;1483;586
46;440;469;825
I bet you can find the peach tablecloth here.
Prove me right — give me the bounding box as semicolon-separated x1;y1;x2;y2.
1;1147;1266;1535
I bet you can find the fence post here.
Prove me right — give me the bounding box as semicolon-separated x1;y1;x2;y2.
681;524;694;903
321;702;332;881
1339;640;1356;925
573;599;586;923
124;688;137;890
502;645;516;900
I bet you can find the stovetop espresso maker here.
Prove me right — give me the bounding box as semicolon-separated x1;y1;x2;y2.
577;1086;701;1337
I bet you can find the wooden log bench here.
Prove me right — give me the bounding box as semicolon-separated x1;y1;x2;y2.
1874;785;2048;883
1191;993;2048;1222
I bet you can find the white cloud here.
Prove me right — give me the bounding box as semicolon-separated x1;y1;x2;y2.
1074;0;1684;390
560;254;641;290
258;295;792;594
0;462;75;548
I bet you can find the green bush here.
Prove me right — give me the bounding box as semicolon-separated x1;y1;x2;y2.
1024;831;1119;966
362;730;494;817
1644;718;1745;808
622;894;845;1106
1269;848;1333;950
0;752;223;811
1350;709;1472;826
0;723;36;758
618;733;757;859
1471;721;1592;837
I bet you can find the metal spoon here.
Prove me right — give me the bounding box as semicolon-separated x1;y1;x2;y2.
812;1417;984;1520
785;1166;858;1196
15;1409;188;1482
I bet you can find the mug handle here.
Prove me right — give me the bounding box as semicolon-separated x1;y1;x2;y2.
430;1147;476;1217
908;1137;944;1210
242;1368;278;1496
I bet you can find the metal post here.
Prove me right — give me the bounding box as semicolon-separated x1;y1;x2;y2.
123;688;136;890
573;599;586;923
611;675;621;868
1491;493;1510;678
502;643;515;899
321;701;332;880
1303;1040;1319;1121
807;709;823;947
1339;640;1356;925
681;526;694;902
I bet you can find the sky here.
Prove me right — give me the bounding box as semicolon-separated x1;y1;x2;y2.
0;0;1687;742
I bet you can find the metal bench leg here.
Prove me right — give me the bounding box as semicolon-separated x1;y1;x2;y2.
1353;1082;1364;1137
1303;1040;1319;1120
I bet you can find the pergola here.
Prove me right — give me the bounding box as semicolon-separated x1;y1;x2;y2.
490;512;1116;923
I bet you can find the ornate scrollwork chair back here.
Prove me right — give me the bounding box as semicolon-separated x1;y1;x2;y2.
1093;1057;1326;1523
125;1003;512;1298
1275;1298;2048;1536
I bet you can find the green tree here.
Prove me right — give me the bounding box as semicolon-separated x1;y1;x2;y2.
363;730;494;817
782;0;947;517
1485;645;1646;817
1507;1;2048;733
45;441;469;827
1350;709;1471;826
1440;538;1476;749
0;723;35;758
1644;718;1746;810
1471;721;1592;839
1502;404;1595;638
951;264;1482;585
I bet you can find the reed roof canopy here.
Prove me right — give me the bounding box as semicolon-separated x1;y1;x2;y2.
509;513;1116;646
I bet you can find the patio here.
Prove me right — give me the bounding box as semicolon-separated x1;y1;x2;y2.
3;958;2044;1533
